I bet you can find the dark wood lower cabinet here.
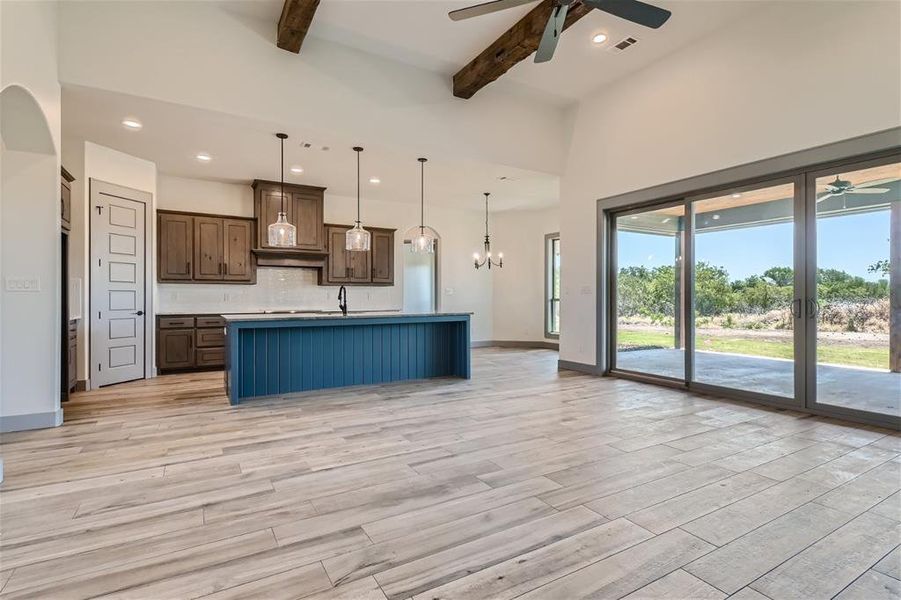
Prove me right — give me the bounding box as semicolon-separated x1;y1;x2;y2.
157;314;226;373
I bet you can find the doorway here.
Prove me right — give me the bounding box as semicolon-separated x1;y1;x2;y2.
608;152;900;427
90;180;151;387
403;241;438;313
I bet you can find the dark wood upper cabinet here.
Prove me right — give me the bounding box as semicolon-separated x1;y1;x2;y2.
223;219;253;281
325;225;351;283
371;229;394;284
252;180;325;253
320;224;395;286
193;217;224;280
294;191;325;252
158;212;194;281
158;210;254;284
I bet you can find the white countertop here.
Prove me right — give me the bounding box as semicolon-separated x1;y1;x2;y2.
222;311;472;322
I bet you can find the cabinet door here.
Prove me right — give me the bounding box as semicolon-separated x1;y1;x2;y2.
258;187;294;249
223;219;253;281
158;213;194;281
158;328;194;370
349;247;371;283
193;217;224;280
326;226;351;283
293;192;325;252
61;180;72;230
371;230;394;284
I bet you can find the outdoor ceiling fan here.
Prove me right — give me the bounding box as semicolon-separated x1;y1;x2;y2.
816;175;891;203
449;0;672;63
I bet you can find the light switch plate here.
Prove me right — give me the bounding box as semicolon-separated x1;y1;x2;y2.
5;277;41;292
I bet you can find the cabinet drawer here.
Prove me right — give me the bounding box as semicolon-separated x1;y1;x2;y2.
196;328;226;348
195;347;225;367
196;316;225;328
159;316;195;329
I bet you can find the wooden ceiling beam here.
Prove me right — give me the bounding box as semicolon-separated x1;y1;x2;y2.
277;0;321;54
453;0;592;99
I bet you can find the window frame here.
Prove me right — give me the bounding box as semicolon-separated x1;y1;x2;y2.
545;232;561;339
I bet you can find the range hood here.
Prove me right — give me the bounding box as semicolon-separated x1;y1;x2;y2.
252;247;327;269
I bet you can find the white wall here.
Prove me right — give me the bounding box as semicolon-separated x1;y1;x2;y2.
0;0;62;431
155;175;494;345
57;0;566;176
491;207;560;342
62;140;157;384
559;1;901;366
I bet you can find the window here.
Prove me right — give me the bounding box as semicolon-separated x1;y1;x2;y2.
545;233;560;338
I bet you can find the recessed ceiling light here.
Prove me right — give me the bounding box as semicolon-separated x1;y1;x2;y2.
592;33;608;45
121;118;143;130
195;153;212;162
731;193;742;199
290;166;304;174
369;177;381;184
712;214;721;220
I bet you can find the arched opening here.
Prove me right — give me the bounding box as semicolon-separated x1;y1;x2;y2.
0;84;62;431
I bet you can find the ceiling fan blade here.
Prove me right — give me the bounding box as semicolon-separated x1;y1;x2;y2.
449;0;537;21
816;193;835;203
535;4;568;63
848;187;890;194
583;0;672;28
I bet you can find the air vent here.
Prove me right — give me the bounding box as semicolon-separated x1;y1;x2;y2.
611;36;638;52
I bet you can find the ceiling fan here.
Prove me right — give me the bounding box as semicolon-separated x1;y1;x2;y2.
816;175;891;203
449;0;672;63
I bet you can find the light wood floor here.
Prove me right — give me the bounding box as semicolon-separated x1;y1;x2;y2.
1;348;899;600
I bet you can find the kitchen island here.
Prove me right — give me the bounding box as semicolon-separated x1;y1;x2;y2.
223;312;471;404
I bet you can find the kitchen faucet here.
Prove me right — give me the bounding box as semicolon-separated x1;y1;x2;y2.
338;285;348;316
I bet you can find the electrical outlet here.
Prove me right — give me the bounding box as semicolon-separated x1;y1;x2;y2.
5;277;40;292
444;287;455;296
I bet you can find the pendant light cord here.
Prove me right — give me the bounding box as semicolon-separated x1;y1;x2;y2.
356;148;361;225
484;193;490;238
280;137;285;214
420;159;425;232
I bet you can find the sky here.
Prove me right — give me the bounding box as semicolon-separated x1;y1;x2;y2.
618;210;890;282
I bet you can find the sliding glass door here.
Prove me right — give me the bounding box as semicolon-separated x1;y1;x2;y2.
612;203;685;380
690;179;803;403
807;157;900;420
608;152;900;427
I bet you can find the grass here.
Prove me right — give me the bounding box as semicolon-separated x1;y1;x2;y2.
618;329;889;370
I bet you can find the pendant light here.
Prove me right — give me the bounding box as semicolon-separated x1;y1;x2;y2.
267;133;296;248
473;192;502;269
346;146;371;252
404;157;438;253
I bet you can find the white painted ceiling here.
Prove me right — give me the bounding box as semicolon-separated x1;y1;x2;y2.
222;0;765;105
63;85;560;211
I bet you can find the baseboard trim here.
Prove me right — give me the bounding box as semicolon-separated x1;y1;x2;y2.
557;359;603;376
0;408;64;432
472;340;560;350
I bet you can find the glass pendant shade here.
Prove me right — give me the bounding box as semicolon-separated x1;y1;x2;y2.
268;211;296;247
268;132;295;248
346;222;371;251
404;225;438;253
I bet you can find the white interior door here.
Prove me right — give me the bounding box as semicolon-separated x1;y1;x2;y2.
90;180;148;387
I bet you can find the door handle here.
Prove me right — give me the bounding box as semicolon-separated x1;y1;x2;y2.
791;298;801;319
134;310;144;316
806;298;820;319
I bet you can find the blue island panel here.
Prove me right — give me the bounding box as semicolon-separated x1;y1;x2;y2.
225;314;471;404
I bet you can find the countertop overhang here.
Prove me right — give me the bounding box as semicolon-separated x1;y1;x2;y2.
222;311;473;322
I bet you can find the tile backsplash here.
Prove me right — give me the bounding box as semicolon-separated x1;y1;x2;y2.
157;268;401;314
